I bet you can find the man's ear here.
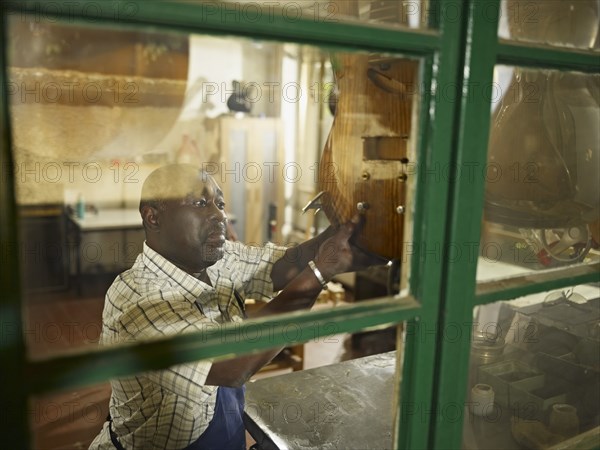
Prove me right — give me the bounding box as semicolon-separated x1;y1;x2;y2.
141;205;160;232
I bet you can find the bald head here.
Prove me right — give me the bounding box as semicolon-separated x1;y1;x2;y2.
140;164;216;213
139;164;228;272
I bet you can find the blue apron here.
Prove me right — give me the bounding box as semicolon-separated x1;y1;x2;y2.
109;385;246;450
185;385;246;450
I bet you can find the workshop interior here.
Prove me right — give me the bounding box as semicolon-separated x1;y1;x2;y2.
2;1;599;449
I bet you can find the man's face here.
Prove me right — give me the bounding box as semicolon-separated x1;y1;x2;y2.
157;173;227;272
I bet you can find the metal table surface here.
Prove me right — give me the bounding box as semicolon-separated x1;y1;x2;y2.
244;351;397;450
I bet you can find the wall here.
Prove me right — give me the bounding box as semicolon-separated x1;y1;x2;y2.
9;32;282;208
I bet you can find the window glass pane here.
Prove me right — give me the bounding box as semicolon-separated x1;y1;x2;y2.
216;0;433;29
9;15;419;359
27;344;400;449
461;284;600;449
498;0;600;50
246;346;400;449
7;14;415;444
477;66;600;283
310;0;433;29
29;381;110;450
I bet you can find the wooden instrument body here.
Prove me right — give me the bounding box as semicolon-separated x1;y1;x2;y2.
318;54;418;258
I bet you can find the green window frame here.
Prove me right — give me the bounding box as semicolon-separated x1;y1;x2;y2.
1;1;598;449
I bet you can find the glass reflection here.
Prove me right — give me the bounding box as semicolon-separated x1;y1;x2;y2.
479;67;599;275
30;382;110;450
217;0;432;29
319;0;430;28
9;14;417;366
463;285;600;449
9;13;416;450
499;0;600;50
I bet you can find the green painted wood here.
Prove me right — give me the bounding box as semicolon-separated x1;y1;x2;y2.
0;9;29;447
407;55;434;296
396;56;435;449
27;296;420;394
498;40;600;72
396;1;468;448
8;0;440;56
430;1;500;448
476;263;600;305
427;0;442;29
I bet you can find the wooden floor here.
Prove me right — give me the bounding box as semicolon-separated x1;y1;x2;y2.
25;277;111;450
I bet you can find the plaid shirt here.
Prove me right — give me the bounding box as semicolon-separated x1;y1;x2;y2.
89;241;286;450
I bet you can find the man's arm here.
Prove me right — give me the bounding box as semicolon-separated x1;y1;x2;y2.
269;225;336;291
205;264;323;386
270;217;389;291
205;219;359;387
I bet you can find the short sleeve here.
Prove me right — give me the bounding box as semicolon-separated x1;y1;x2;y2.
223;241;286;301
117;294;214;398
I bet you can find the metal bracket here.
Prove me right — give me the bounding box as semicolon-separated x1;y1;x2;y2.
302;191;325;215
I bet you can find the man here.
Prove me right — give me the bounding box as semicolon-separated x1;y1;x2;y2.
90;164;381;450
